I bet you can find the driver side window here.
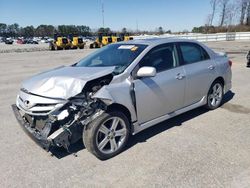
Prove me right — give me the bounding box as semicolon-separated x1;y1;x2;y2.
139;43;177;73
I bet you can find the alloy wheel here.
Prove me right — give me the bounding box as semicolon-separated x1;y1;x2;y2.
208;83;223;107
96;117;127;154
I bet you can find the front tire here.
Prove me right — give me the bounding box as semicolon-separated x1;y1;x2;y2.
83;111;130;160
205;81;224;110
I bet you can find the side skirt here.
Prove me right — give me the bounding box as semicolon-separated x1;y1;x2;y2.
132;96;207;135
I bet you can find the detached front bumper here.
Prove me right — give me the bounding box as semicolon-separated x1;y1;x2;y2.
11;104;52;151
12;104;83;152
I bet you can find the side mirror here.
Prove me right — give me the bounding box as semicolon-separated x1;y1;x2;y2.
136;66;156;78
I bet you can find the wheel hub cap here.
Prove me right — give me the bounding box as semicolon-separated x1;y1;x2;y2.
96;117;127;154
209;83;223;107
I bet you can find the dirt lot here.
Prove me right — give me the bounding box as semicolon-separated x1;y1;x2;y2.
0;41;250;188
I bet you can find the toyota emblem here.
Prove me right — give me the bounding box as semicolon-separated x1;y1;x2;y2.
24;100;30;108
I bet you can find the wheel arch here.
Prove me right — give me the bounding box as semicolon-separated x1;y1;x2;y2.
106;103;132;124
213;76;225;86
203;76;225;101
206;76;225;95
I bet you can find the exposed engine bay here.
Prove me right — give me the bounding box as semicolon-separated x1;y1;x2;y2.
12;74;113;152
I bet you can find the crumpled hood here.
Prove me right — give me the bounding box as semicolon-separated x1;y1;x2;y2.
21;66;115;99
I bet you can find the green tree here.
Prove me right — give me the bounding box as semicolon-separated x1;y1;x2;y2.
98;27;111;34
6;23;19;37
35;25;55;37
20;26;35;37
158;26;164;35
77;25;91;36
0;23;7;35
121;27;127;33
57;25;79;36
166;30;172;34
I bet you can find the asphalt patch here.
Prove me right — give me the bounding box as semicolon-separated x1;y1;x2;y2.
221;103;250;114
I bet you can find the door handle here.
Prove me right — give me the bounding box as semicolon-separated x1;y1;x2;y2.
208;65;215;70
175;73;185;80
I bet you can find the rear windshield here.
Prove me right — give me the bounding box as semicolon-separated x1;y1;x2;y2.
76;44;147;74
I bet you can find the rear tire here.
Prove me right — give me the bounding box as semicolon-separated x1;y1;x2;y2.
83;111;130;160
92;42;99;48
49;43;55;51
55;46;62;50
205;81;224;110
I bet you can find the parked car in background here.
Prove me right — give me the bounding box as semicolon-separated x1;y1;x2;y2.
40;38;48;43
17;38;39;44
17;38;25;44
4;38;14;44
247;51;250;67
26;39;39;44
12;38;232;160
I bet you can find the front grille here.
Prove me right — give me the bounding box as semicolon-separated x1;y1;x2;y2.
31;110;51;114
17;91;66;116
18;96;59;116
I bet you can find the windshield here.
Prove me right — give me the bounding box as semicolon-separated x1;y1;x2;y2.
75;44;147;74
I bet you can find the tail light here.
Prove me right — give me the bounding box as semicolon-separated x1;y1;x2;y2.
228;60;232;67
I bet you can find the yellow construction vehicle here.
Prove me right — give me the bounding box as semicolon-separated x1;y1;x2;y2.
110;33;122;43
70;36;85;49
89;33;112;48
120;33;134;41
49;34;71;50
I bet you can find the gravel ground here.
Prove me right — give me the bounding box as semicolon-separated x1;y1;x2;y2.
0;41;249;188
0;41;93;53
0;43;49;53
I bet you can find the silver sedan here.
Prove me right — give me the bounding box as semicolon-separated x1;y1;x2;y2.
12;38;232;160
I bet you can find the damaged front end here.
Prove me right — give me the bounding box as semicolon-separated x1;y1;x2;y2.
12;74;113;152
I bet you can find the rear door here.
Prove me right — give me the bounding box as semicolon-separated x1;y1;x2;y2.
177;42;217;107
132;43;186;124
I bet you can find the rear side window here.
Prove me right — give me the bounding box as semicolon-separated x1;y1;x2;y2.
179;43;210;64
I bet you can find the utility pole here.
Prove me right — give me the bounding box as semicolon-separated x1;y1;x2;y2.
136;20;138;32
101;0;105;28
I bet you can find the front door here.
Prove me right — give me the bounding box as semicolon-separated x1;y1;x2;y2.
133;43;186;124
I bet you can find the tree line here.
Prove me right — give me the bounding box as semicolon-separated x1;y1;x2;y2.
0;24;92;38
192;0;250;33
0;23;171;38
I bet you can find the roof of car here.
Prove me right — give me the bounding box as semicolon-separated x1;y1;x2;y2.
119;37;199;46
